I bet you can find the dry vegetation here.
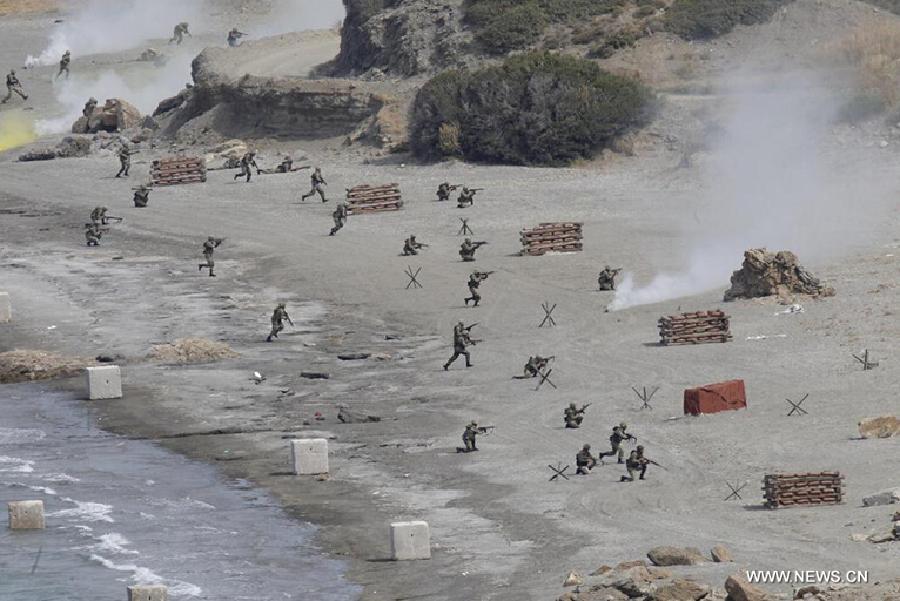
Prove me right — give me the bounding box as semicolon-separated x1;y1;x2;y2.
829;19;900;120
0;0;56;16
147;338;239;364
0;350;96;384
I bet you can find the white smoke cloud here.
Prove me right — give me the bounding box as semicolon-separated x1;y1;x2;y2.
609;71;888;311
254;0;345;37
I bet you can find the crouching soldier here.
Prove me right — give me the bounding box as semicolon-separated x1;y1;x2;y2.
575;444;597;475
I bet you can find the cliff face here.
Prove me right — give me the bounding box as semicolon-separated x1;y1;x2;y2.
336;0;468;76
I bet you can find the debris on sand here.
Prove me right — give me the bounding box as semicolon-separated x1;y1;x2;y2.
858;416;900;439
204;139;248;170
724;248;834;301
337;406;381;424
0;350;97;384
147;338;238;364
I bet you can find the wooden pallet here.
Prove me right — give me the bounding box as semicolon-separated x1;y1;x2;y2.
520;222;583;256
763;473;844;509
150;156;207;186
659;310;732;345
346;183;402;214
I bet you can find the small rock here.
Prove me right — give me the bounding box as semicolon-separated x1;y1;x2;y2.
849;533;868;542
647;546;706;566
563;570;584;587
650;578;710;601
725;574;769;601
300;372;330;380
862;488;900;507
893;511;900;521
794;585;821;599
879;140;889;148
609;566;654;597
615;560;647;570
337;352;371;360
868;531;894;543
590;565;613;576
710;545;733;562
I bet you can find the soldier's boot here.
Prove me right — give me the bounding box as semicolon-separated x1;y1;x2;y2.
620;475;633;482
639;475;645;480
464;298;470;306
472;300;479;307
329;228;336;236
617;459;624;464
443;363;450;371
465;362;472;368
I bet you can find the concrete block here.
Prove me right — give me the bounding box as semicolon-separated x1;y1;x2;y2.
291;438;329;475
390;520;431;560
0;292;10;323
86;365;122;400
8;500;45;529
127;585;168;601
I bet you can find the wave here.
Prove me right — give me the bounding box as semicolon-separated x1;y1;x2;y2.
89;553;202;597
49;498;115;523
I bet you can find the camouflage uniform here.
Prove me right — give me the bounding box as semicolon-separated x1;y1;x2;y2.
621;446;649;481
276;156;293;173
457;188;476;208
83;97;98;118
115;146;132;177
523;355;551;378
233;152;257;182
330;202;349;236
464;273;482;307
85;223;102;246
227;28;245;47
575;444;597;475
462;421;479;452
3;70;27;103
597;266;619;291
402;235;424;256
459;238;482;262
443;321;472;370
564;403;585;429
57;51;71;79
90;206;108;225
599;423;633;464
436;182;456;202
133;185;150;208
199;237;223;277
267;303;293;342
302;168;327;202
170;22;191;45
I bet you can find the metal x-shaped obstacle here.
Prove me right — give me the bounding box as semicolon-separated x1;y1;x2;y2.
786;393;809;416
457;217;473;236
548;463;570;481
404;266;423;289
539;302;557;327
535;368;557;391
725;480;747;501
632;386;659;410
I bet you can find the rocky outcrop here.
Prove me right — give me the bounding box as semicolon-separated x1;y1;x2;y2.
724;249;834;301
335;0;468;75
646;546;706;567
72;98;142;134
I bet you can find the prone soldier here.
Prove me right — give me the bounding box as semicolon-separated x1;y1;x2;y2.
523;355;553;378
3;69;27;103
436;182;460;202
227;28;246;47
57;50;71;79
275;155;293;173
597;265;621;291
599;422;635;464
443;321;478;370
330;201;349;236
132;184;151;208
233;151;258;182
169;22;191;45
457;187;483;208
464;270;492;307
266;303;294;342
564;403;590;429
301;167;328;202
199;236;224;277
575;444;597;475
459;238;487;262
402;235;428;256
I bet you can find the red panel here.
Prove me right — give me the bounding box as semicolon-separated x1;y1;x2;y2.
684;379;746;415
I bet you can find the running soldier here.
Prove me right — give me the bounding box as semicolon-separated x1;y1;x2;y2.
266;303;294;342
402;235;428;256
133;184;151;208
301;168;327;202
330;202;349;236
464;271;492;307
2;69;27;103
599;422;635;464
57;50;71;79
199;237;224;277
115;144;134;178
597;266;621;291
443;321;476;370
575;444;597;475
169;22;191;45
233;151;258;182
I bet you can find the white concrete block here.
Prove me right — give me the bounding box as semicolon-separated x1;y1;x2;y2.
390;520;431;560
0;292;10;323
8;500;45;530
127;585;168;601
291;438;329;475
86;365;122;400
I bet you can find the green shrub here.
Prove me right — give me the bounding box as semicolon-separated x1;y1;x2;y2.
476;3;548;54
665;0;793;40
410;52;655;166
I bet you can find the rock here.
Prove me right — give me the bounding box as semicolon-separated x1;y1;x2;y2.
724;574;769;601
646;546;706;566
795;586;821;599
609;566;655;597
867;531;894;543
72;98;142;134
850;533;868;542
564;570;584;587
893;511;900;521
858;416;900;439
55;135;92;157
337;406;381;424
615;560;647;570
711;545;733;562
862;488;900;507
650;579;711;601
300;372;330;380
724;249;834;301
591;565;613;576
337;352;371;360
581;588;628;601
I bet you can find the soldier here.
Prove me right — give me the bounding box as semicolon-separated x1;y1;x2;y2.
275;155;293;174
301;167;327;202
436;182;459;202
599;422;635;464
169;22;191;45
575;444;597;475
266;303;294;342
564;403;589;429
330;201;349;236
133;184;151;208
456;187;479;208
233;151;258;182
199;236;224;277
597;265;621;291
57;50;71;79
83;97;98;118
459;238;486;262
115;144;133;178
443;321;475;370
523;355;552;378
621;445;652;482
2;69;27;104
461;421;480;452
402;235;427;256
90;206;107;225
84;223;102;246
464;271;492;307
227;27;246;47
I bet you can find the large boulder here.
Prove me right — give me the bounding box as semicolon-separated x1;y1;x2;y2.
710;545;733;562
72;98;142;134
646;546;706;567
724;249;834;301
858;416;900;439
55;135;92;157
724;574;769;601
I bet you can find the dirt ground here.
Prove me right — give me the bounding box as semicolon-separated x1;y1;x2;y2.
1;2;899;600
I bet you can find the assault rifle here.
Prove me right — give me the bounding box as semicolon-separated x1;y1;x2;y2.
104;215;124;223
470;188;485;192
578;403;592;413
463;322;478;332
475;425;495;434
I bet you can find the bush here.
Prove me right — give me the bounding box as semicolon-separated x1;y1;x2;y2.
410;52;655;166
665;0;793;40
476;3;547;55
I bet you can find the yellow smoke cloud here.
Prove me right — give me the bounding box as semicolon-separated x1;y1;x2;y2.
0;111;37;152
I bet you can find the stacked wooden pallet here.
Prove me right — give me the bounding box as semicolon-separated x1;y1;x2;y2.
763;472;844;509
519;223;583;256
151;156;207;186
346;183;402;214
658;310;732;345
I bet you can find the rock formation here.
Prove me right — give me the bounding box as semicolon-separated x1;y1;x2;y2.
71;98;142;134
724;248;834;301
